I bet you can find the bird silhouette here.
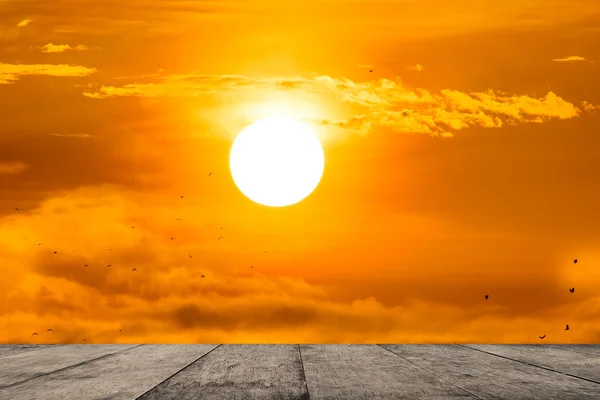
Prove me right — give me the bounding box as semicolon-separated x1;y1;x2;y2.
132;268;137;272
218;236;224;240
201;274;205;278
131;226;134;228
250;265;253;268
484;295;489;300
171;237;174;240
569;288;575;293
180;196;184;199
53;251;57;254
47;329;52;332
38;243;41;246
189;254;192;258
574;259;578;264
565;324;570;331
23;237;27;240
82;338;87;342
208;172;213;176
119;329;122;332
539;335;546;339
107;264;111;267
369;69;373;72
14;208;19;211
84;264;88;267
32;332;38;336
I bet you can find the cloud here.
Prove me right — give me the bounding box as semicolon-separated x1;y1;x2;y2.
552;56;589;62
407;64;424;71
39;43;90;53
48;133;91;138
0;161;30;175
1;185;600;344
0;62;96;84
81;74;588;137
17;19;31;27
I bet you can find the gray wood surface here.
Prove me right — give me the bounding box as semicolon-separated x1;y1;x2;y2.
1;344;599;399
0;344;217;400
300;344;477;399
464;344;600;383
0;344;136;388
138;344;309;400
0;345;58;359
382;344;600;399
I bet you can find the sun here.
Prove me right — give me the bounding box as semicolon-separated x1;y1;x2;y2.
229;117;325;207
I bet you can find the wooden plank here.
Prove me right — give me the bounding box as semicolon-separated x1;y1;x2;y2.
300;344;477;399
0;345;59;359
382;344;600;399
0;344;136;388
463;345;600;383
0;344;218;400
138;344;309;400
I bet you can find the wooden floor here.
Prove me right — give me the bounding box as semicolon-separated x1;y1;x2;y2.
1;345;600;399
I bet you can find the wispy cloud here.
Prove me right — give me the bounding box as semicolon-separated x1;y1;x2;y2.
552;56;589;62
49;133;91;138
16;19;31;27
82;73;589;137
407;64;424;71
0;161;30;175
39;43;90;53
0;62;96;84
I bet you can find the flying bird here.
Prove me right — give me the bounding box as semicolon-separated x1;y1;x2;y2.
23;237;27;240
180;196;184;199
171;237;174;240
218;236;224;240
565;324;570;331
201;274;205;278
107;264;111;267
14;208;19;211
539;335;546;339
47;329;52;332
569;288;575;293
250;265;253;268
119;329;122;332
189;254;192;258
82;338;87;342
369;69;373;72
208;172;213;176
131;226;134;228
84;264;88;267
132;268;137;272
484;295;489;300
574;259;578;264
53;251;57;254
32;332;37;336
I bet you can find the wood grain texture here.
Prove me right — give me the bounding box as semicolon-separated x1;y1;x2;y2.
0;344;136;388
300;344;477;399
0;345;59;359
464;344;600;383
382;344;600;400
0;344;217;400
138;344;309;400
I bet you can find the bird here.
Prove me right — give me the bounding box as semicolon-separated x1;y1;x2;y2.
565;324;570;331
119;329;122;332
53;251;57;254
189;254;192;258
132;268;137;272
109;248;112;251
484;295;489;300
47;329;52;332
32;332;38;336
574;259;578;264
176;218;180;221
201;274;205;278
131;226;134;228
180;196;184;199
23;237;27;240
38;243;42;246
569;288;575;293
369;69;373;72
107;264;111;267
208;172;213;176
14;208;19;211
264;251;268;254
171;237;174;240
84;264;88;267
250;265;253;268
218;236;224;240
82;338;87;342
539;335;546;339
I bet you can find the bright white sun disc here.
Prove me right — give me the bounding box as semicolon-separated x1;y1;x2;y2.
229;117;325;207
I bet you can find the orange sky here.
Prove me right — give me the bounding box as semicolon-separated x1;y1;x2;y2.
1;0;600;344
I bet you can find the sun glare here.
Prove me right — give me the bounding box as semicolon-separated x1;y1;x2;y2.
229;117;325;207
